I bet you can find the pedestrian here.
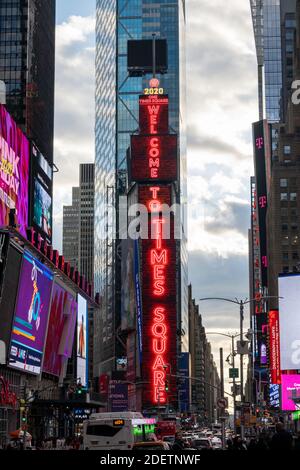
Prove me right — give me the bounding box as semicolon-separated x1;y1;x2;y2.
172;433;185;452
270;422;293;452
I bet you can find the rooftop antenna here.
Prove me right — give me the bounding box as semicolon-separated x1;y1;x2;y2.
150;34;159;89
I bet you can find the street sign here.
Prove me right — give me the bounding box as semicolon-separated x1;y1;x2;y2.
237;340;249;355
217;397;228;409
229;368;239;379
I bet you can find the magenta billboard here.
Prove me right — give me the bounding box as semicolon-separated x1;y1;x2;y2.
43;281;77;377
281;374;300;411
0;104;29;236
8;250;54;375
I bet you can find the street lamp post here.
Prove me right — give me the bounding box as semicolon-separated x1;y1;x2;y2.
199;296;282;440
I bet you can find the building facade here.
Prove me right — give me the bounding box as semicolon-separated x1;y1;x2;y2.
95;0;188;380
0;0;56;162
188;285;221;422
63;187;80;270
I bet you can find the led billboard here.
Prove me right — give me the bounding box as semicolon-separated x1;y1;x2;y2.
33;179;52;240
278;274;300;370
43;281;77;377
139;95;169;135
0;104;29;236
281;374;300;411
77;294;88;387
131;134;177;183
9;250;53;374
269;310;281;385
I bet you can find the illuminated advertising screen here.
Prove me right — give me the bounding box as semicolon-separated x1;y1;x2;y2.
121;239;136;331
278;274;300;370
269;310;281;385
33;179;52;240
281;374;300;411
141;209;177;406
269;383;280;409
139;94;169;134
131;134;177;183
0;104;29;236
255;312;268;367
252;120;270;288
9;251;53;374
43;281;77;377
77;294;88;387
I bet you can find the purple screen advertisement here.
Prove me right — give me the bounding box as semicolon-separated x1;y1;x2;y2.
282;374;300;411
9;250;54;375
0;104;29;236
43;282;77;377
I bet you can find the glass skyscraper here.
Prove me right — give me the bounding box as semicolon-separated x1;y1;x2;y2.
0;0;56;162
95;0;188;377
250;0;296;122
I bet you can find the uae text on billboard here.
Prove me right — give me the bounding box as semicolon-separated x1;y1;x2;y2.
9;251;53;374
0;104;29;236
278;274;300;370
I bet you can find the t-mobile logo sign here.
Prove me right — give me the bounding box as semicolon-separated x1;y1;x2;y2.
256;137;264;149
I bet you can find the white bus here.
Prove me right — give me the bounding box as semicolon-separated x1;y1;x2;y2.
83;412;157;450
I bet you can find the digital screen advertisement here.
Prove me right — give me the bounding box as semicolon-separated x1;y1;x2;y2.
9;251;54;375
43;281;77;377
278;274;300;371
33;179;52;240
131;134;177;183
281;374;300;411
77;294;88;387
0;104;29;236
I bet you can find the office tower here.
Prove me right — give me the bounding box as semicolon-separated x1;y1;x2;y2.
0;0;56;162
250;0;296;122
95;1;187;378
63;187;80;270
79;164;95;287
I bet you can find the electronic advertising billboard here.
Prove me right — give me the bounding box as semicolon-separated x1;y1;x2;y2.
269;310;281;385
281;374;300;411
121;238;136;332
252;120;270;288
30;144;53;243
43;281;77;377
278;274;300;371
131;134;177;183
77;294;88;387
9;250;53;375
0;104;29;236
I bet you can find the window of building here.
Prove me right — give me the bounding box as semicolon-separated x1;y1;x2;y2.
281;193;288;201
282;223;289;231
280;178;288;188
291;208;298;217
282;266;290;273
283;252;289;261
284;145;291;155
290;193;297;201
282;236;289;246
292;252;299;260
291;223;298;231
292;236;299;246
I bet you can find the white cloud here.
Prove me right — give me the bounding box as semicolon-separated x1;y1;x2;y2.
53;15;95;251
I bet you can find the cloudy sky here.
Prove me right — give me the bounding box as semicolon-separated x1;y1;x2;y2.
53;0;258;395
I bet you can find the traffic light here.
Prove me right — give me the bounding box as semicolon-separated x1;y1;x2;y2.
165;380;169;392
76;383;83;395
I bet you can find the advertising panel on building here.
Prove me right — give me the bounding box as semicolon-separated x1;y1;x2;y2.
0;104;29;236
281;374;300;411
121;238;136;332
30;144;53;243
252;120;271;288
130;85;178;408
269;309;281;385
43;280;77;378
77;294;88;387
278;274;300;371
9;250;54;374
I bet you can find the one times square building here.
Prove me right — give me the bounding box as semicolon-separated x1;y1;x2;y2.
0;0;56;163
94;0;188;400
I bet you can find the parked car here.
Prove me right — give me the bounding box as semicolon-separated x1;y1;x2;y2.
133;441;170;451
162;435;175;446
192;438;213;450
